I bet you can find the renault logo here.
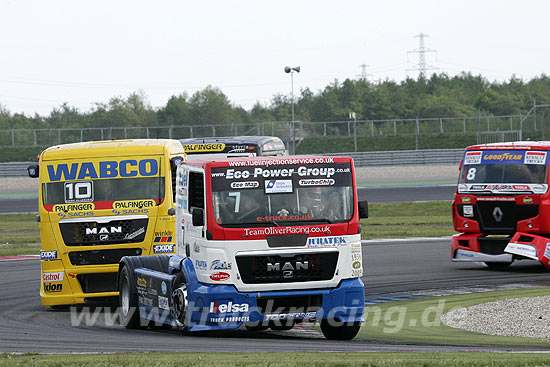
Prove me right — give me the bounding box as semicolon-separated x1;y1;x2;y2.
493;207;503;222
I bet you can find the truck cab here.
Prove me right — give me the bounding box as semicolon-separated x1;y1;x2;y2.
451;142;550;269
28;139;185;306
118;155;368;340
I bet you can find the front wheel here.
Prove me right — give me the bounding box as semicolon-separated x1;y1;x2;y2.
119;265;140;328
171;273;190;335
484;262;512;270
320;320;361;340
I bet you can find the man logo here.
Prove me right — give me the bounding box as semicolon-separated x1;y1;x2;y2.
86;226;122;235
267;261;309;272
100;234;109;241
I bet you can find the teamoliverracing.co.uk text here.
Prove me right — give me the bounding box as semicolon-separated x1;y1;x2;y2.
243;225;330;236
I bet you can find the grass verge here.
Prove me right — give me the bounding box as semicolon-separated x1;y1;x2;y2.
0;213;40;256
358;287;550;348
362;201;454;240
2;352;550;367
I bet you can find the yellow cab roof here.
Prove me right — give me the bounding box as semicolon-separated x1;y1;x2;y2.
40;139;185;161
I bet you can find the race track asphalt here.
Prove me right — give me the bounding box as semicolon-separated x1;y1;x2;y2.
1;239;548;353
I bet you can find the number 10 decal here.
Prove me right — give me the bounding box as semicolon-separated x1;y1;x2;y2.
64;181;94;203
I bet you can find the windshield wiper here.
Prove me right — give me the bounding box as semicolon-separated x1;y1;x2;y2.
298;218;333;224
238;221;281;227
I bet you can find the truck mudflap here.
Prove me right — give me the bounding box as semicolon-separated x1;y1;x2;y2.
133;257;365;332
505;232;550;269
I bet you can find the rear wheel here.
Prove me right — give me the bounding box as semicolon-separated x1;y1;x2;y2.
484;262;512;270
119;265;140;328
320;320;361;340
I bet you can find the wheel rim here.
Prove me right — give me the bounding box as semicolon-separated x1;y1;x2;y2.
171;284;188;327
121;276;130;317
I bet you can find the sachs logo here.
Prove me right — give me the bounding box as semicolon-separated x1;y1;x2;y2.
210;272;230;281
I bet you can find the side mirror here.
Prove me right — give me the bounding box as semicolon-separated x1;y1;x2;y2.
358;201;368;219
27;164;39;178
171;156;185;172
192;208;204;227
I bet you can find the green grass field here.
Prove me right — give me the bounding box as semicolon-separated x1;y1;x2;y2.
362;201;454;240
0;202;454;255
2;352;550;367
0;214;40;256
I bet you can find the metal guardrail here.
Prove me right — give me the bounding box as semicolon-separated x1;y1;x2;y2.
325;148;465;167
0;148;465;177
0;162;31;178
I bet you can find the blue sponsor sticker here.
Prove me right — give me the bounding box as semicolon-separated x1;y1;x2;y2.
153;244;175;254
40;250;58;260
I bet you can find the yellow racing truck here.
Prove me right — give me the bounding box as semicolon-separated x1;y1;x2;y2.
27;139;185;306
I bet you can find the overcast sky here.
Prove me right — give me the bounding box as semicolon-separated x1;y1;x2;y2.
0;0;548;115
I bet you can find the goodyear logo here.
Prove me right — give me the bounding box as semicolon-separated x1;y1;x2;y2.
482;152;523;162
53;203;95;212
183;143;225;153
46;159;159;182
113;200;156;209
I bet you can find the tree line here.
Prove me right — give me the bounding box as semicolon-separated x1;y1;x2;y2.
1;72;550;131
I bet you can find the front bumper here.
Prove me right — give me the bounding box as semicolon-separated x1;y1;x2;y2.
183;277;365;332
451;232;550;269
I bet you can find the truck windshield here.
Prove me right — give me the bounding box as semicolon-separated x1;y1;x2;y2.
212;186;353;226
210;161;354;227
42;177;165;206
459;164;547;184
459;149;550;185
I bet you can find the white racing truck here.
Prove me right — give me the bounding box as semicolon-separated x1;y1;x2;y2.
117;155;368;340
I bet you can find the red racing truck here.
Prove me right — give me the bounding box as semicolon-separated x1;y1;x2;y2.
452;142;550;269
117;155;368;340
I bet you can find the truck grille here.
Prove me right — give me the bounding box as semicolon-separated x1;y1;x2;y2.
236;252;338;284
69;248;142;266
459;202;538;233
77;273;118;293
60;217;148;246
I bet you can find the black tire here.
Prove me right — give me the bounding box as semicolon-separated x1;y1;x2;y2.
484;262;512;270
320;320;361;340
171;272;190;335
118;265;141;329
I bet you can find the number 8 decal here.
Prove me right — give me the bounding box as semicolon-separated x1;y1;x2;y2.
466;168;476;181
